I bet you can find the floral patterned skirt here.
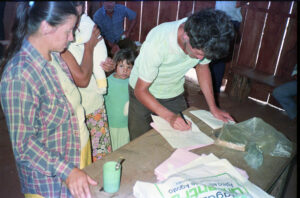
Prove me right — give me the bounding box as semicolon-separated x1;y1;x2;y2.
86;107;112;162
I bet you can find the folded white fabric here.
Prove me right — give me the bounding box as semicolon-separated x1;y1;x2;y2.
151;114;214;149
154;149;249;182
134;153;273;198
73;14;107;94
190;110;235;130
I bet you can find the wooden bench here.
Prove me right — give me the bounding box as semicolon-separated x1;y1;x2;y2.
225;66;290;101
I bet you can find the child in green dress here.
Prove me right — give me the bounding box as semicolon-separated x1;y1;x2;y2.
105;48;136;151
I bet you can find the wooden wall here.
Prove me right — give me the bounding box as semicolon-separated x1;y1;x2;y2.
2;1;297;107
231;1;297;106
87;1;216;43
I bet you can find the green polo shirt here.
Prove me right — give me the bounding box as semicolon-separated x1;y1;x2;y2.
129;18;210;99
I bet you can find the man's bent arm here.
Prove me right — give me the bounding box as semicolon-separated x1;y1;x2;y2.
195;64;234;122
134;78;191;130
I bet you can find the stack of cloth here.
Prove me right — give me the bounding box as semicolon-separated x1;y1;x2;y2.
133;149;273;198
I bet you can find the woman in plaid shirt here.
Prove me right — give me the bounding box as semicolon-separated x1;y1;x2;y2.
0;2;97;198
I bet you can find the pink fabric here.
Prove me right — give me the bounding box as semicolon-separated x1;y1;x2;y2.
154;149;204;181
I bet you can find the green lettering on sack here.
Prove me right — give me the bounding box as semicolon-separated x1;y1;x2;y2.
208;186;217;191
198;185;208;193
229;187;244;194
171;194;180;198
188;188;198;198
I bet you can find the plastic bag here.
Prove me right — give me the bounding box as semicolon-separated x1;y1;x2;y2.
215;117;293;170
244;142;264;169
216;117;292;159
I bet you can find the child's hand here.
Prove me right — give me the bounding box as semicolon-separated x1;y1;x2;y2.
101;57;115;72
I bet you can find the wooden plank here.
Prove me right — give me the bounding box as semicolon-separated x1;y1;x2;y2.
87;1;101;18
225;72;251;101
255;2;291;75
194;1;215;12
244;3;296;19
232;66;287;87
158;1;178;24
291;1;297;18
236;2;268;68
269;95;282;109
140;1;159;43
269;15;297;109
249;82;270;101
178;1;194;19
231;3;247;67
275;2;297;79
269;13;297;108
268;1;292;14
125;1;142;42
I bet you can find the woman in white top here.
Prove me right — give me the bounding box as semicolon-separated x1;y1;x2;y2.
61;1;115;161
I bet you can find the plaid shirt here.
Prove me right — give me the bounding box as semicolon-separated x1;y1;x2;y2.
93;4;136;43
0;39;81;197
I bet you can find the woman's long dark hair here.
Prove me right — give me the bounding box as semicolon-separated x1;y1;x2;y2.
0;1;78;77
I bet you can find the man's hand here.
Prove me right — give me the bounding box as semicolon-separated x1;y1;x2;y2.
101;57;115;72
210;107;235;123
66;168;98;198
169;113;192;131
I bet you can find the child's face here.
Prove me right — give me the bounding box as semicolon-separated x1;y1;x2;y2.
114;60;133;79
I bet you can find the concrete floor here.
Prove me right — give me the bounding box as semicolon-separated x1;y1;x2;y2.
0;79;297;197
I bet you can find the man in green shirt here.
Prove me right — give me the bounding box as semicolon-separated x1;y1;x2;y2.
128;9;235;140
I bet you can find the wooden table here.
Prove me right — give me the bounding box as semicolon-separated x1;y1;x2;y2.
84;106;296;198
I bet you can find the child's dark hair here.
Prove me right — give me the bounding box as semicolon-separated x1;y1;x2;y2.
113;48;136;66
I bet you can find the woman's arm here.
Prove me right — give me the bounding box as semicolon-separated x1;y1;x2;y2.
61;25;100;88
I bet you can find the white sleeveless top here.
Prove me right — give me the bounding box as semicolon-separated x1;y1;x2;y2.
50;54;89;149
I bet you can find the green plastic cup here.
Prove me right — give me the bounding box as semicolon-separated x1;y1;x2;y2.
103;161;121;193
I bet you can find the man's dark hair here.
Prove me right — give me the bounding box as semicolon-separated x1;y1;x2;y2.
184;8;235;60
113;48;136;66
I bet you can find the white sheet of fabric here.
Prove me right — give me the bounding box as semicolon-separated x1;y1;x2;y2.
190;110;235;130
163;153;247;180
72;14;107;94
50;55;89;149
133;153;274;198
151;115;214;149
155;150;249;182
